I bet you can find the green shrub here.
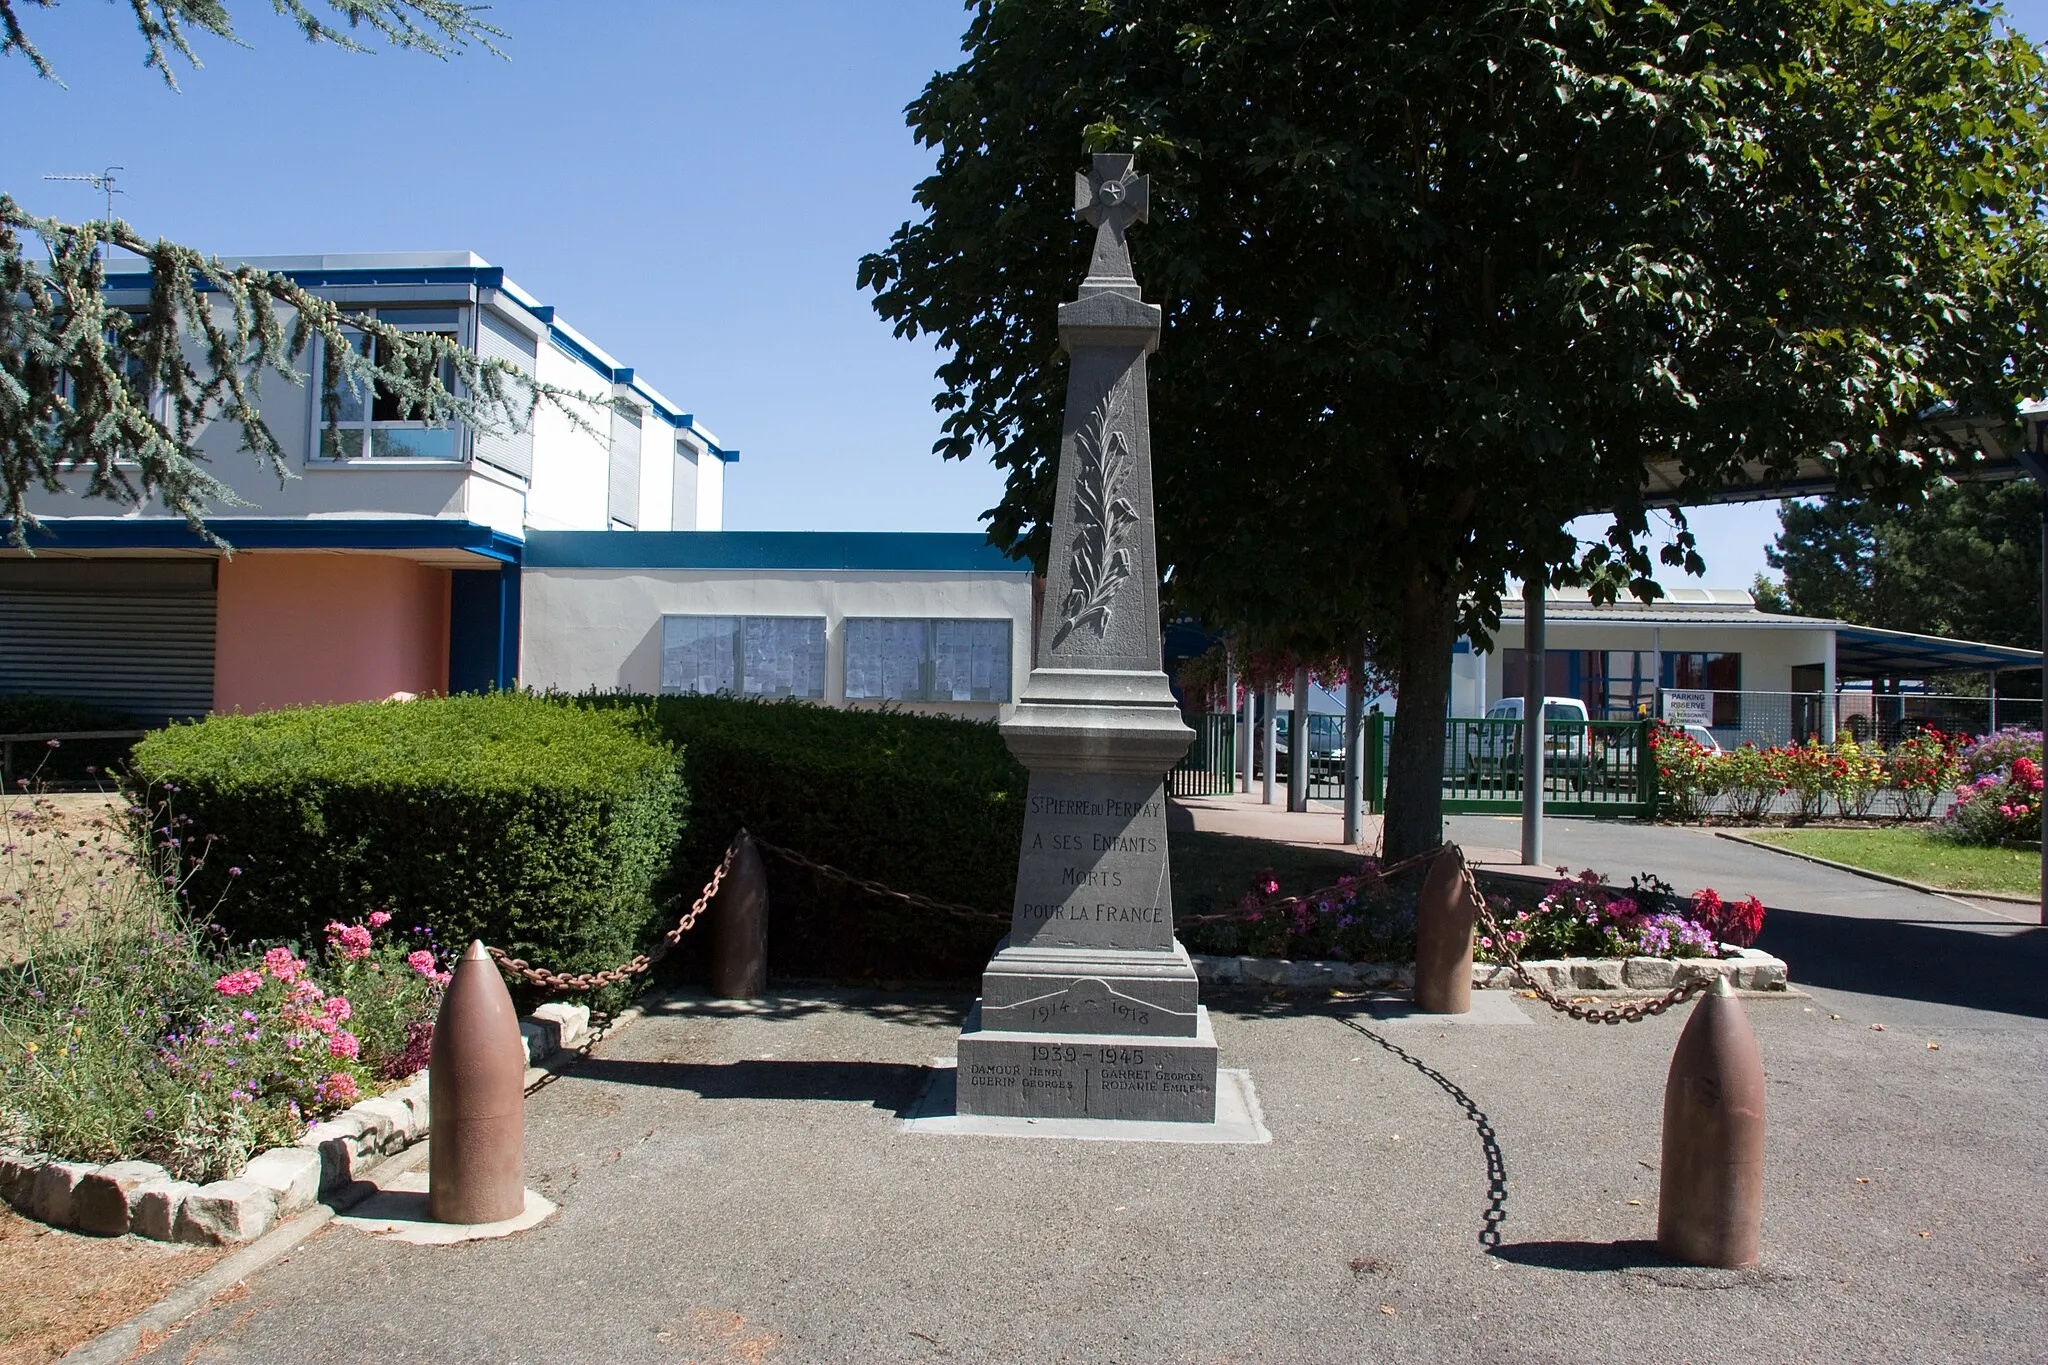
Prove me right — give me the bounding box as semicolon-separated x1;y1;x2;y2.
128;695;686;998
586;694;1025;981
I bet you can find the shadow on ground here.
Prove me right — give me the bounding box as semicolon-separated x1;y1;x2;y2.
1487;1239;1670;1271
569;1056;930;1114
1756;909;2047;1020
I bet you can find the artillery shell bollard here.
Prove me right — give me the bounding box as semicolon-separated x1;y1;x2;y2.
428;941;527;1225
1414;844;1481;1014
1657;976;1766;1268
708;833;770;999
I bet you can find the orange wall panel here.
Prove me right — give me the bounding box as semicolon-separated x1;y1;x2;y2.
214;554;450;713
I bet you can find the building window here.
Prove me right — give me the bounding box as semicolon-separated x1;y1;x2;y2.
1662;652;1742;726
660;615;825;699
843;618;1012;703
319;306;466;460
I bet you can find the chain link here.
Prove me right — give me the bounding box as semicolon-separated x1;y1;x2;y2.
750;837;1007;926
487;831;1007;994
1470;869;1711;1024
489;838;742;992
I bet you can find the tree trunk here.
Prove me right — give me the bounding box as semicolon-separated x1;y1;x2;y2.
1383;568;1459;863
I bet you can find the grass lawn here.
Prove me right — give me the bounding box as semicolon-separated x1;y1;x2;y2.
1748;827;2040;897
1169;830;1371;919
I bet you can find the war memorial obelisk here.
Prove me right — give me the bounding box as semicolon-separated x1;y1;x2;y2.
955;154;1217;1123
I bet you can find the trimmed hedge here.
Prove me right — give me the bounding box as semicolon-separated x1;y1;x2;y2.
593;694;1025;981
129;694;686;993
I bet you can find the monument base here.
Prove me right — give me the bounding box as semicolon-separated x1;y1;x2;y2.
977;939;1203;1037
955;1003;1219;1122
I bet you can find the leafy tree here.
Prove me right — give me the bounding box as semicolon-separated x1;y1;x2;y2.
1768;484;2044;660
0;2;595;546
862;0;2048;858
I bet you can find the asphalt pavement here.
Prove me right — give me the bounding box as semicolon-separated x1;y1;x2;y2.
1448;815;2047;1031
128;986;2046;1360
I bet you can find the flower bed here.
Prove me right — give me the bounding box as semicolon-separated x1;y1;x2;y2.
1649;721;1967;823
1178;857;1768;973
1940;730;2042;847
1;785;450;1217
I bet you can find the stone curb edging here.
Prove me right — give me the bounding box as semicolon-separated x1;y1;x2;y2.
1715;829;2041;908
1;1000;611;1246
1190;948;1789;995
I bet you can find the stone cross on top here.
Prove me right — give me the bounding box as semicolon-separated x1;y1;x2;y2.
1075;152;1149;297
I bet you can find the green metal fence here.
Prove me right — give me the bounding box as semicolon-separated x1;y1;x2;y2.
1170;713;1657;817
1362;715;1656;817
1169;711;1238;796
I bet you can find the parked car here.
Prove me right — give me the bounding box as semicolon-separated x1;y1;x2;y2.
1459;696;1600;787
1272;713;1347;779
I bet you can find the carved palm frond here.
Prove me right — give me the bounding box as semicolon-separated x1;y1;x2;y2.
1053;386;1140;649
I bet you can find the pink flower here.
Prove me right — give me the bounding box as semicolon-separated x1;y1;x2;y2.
321;1071;359;1104
262;947;304;982
288;979;325;1004
328;1030;360;1060
1478;935;1494;948
323;996;353;1023
325;922;373;962
367;910;392;928
213;968;263;997
407;949;438;977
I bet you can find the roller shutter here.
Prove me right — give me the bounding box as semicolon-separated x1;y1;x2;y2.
0;559;216;721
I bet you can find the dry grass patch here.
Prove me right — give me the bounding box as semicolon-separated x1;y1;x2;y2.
0;1202;222;1364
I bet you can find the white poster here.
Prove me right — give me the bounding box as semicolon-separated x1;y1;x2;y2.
1661;690;1712;726
660;616;737;695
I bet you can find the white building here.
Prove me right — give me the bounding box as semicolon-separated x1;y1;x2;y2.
3;253;1035;722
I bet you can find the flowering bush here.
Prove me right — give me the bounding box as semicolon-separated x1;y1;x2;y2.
1648;723;1721;820
1473;869;1763;964
1887;727;1965;819
1941;754;2043;846
1183;860;1764;967
1959;729;2043;783
1;783;450;1181
1717;744;1783;822
1832;734;1887;818
1779;740;1842;820
1181;863;1419;963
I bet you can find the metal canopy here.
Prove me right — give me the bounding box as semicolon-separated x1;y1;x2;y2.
1832;623;2042;678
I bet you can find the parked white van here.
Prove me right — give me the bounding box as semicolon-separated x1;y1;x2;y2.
1455;696;1596;786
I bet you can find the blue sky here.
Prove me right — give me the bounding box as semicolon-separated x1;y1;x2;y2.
6;0;2043;593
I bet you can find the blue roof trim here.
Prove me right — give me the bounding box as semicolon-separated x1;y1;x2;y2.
524;530;1025;573
0;518;523;564
97;263;732;458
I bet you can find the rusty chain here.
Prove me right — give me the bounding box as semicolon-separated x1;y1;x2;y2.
1470;870;1713;1024
492;830;1712;1021
488;830;1005;994
489;838;741;992
749;837;1007;926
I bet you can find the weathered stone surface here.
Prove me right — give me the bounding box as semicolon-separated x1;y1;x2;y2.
519;1019;556;1065
72;1160;169;1235
29;1160;96;1227
384;1079;430;1133
173;1179;276;1245
957;1006;1218;1123
130;1180;197;1241
531;1002;591;1050
1571;959;1626;990
1240;957;1289;987
241;1147;321;1218
0;1151;41;1210
1625;957;1679;990
297;1120;360;1193
354;1097;415;1149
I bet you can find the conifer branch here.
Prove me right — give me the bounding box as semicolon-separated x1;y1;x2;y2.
0;198;611;550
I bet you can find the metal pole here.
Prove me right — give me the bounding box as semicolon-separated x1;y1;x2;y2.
1522;579;1546;867
1289;665;1311;813
1343;641;1365;846
1224;654;1240;793
1239;664;1254;796
1261;686;1278;805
